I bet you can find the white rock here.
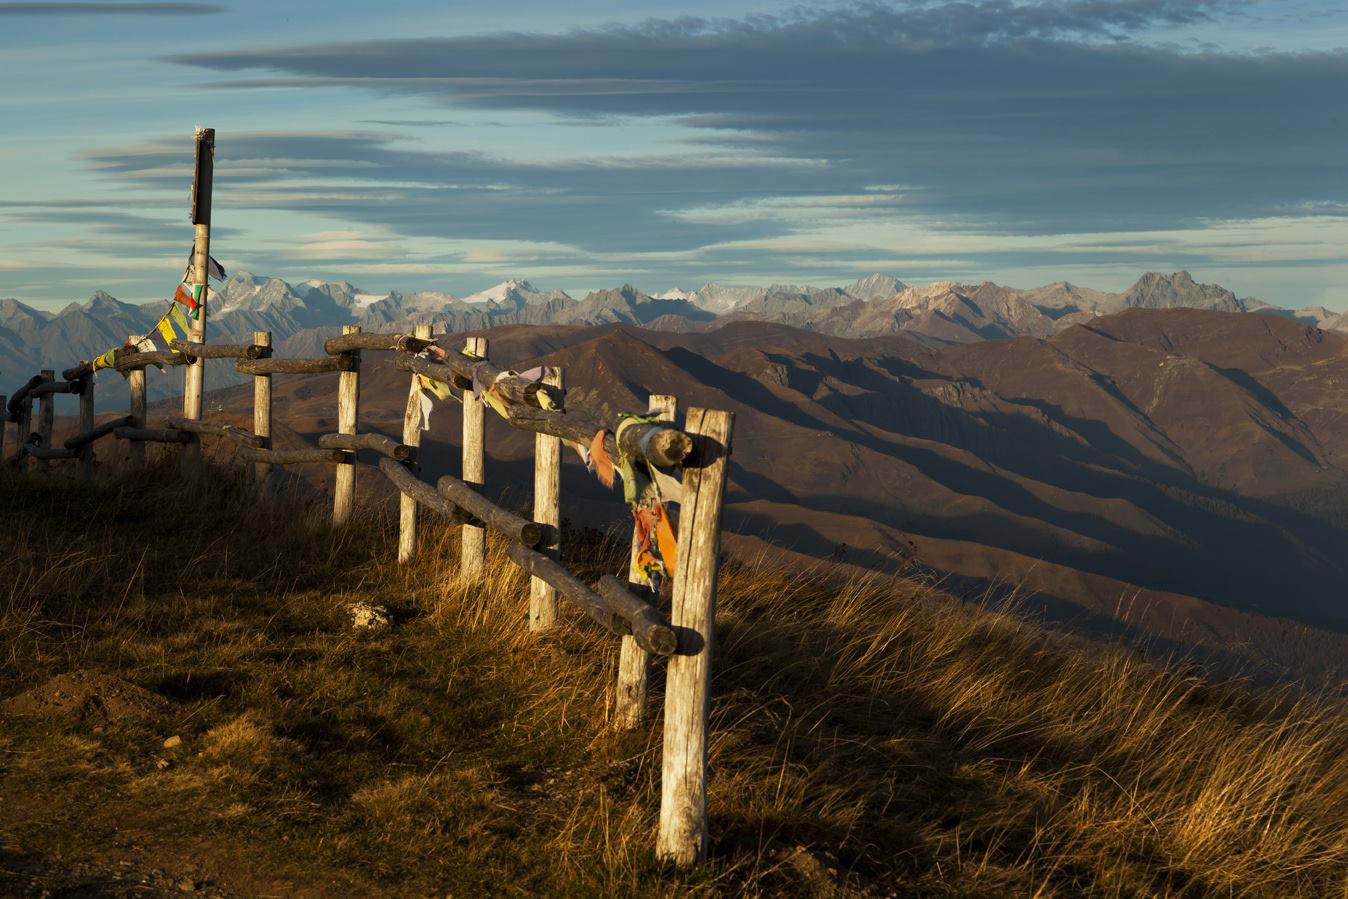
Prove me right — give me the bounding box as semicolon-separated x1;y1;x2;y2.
347;601;393;630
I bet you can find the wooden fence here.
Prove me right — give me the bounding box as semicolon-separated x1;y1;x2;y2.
0;127;733;867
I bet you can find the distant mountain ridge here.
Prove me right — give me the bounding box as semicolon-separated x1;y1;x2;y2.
4;270;1344;390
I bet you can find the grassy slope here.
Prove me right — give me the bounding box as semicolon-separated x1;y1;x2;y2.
0;464;1345;897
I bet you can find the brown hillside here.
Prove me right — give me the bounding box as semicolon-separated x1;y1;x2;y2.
166;309;1348;682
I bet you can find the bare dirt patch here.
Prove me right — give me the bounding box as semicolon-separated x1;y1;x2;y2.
1;670;173;726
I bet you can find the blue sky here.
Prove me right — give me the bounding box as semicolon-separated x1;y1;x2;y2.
2;0;1346;311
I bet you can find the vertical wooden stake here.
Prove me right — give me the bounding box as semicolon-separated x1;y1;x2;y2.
461;335;488;579
333;324;360;527
128;368;147;470
656;408;733;867
252;330;272;489
529;367;563;630
18;394;33;473
78;376;95;480
615;393;678;728
181;126;215;467
35;370;54;473
398;323;432;563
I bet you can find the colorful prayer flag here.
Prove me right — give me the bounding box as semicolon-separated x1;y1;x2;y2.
169;304;190;333
590;429;614;488
185;247;226;281
173;283;199;314
156;316;177;347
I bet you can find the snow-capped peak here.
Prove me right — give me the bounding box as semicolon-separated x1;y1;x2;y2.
353;292;391;310
652;288;691;301
465;279;537;304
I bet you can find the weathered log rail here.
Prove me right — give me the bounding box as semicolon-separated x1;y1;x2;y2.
3;319;732;868
115;426;191;443
165;416;264;448
236;356;356;375
376;457;471;526
31;378;85;397
391;353;562;413
65;416;136;450
319;432;412;461
114;351;187;373
5;375;45;421
436;473;543;549
238;446;344;465
170;339;266;360
323;331;435;355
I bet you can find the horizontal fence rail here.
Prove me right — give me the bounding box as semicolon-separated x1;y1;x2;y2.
4;320;732;867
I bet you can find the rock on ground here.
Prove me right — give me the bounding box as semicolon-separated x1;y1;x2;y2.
346;601;392;630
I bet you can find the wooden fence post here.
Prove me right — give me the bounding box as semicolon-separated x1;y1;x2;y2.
615;393;678;728
128;369;147;469
529;367;563;630
656;408;733;867
252;330;272;488
398;323;433;562
35;370;54;473
18;392;33;473
333;324;360;526
461;336;488;579
181;126;214;467
78;376;94;480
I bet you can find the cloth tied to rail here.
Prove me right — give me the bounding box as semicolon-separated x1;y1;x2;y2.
613;415;684;505
467;363;558;420
632;502;678;585
413;348;460;432
599;414;685;585
74;248;219;382
589;428;615;488
87;302;193;377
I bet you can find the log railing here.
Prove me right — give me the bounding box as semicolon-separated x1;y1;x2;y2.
2;322;732;866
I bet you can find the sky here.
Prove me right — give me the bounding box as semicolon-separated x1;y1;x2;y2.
1;0;1346;311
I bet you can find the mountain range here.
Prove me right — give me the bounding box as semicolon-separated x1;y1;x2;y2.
6;270;1348;394
10;264;1348;682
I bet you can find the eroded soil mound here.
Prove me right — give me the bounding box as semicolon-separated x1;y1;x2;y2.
1;670;172;726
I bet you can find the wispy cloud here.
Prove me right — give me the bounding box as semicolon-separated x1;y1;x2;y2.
0;2;221;14
153;0;1345;240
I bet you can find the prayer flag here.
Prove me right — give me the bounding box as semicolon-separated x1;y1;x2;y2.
186;247;226;281
590;429;614;489
156;316;177;347
169;304;190;334
173;283;199;314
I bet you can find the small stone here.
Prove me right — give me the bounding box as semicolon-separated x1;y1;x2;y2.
163;735;182;749
155;758;171;770
347;601;392;631
178;880;199;892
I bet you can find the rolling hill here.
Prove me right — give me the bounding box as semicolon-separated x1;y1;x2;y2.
164;307;1348;685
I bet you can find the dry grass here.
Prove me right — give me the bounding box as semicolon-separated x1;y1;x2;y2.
1;461;1346;897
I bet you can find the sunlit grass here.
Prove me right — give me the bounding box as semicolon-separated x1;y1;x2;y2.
1;462;1345;896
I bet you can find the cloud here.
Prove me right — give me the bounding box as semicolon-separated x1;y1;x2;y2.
78;130;850;256
0;2;221;14
153;1;1345;244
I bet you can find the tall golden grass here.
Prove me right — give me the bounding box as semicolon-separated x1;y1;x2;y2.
0;461;1345;896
